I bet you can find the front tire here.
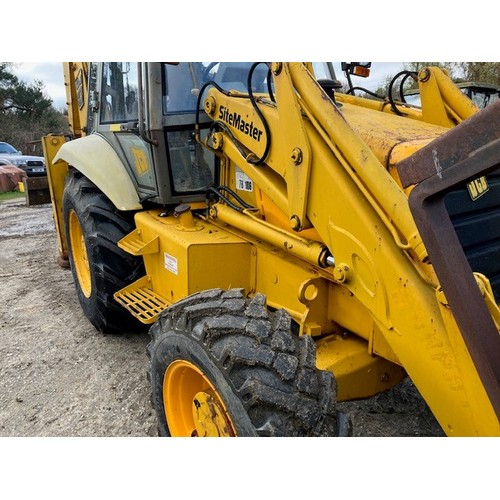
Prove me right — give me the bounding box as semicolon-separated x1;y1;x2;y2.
148;288;350;437
63;170;145;334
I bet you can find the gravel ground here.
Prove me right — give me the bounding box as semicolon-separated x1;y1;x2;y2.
0;196;445;437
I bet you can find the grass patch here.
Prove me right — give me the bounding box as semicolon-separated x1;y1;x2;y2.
0;190;25;202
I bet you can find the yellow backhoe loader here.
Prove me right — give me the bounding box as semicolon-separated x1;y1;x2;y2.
43;62;500;436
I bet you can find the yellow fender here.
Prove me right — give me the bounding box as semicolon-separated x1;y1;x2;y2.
53;134;143;211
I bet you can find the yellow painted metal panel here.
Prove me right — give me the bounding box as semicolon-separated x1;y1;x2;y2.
131;210;253;304
316;334;406;401
42;135;69;260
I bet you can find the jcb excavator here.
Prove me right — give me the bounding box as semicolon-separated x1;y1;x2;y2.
43;62;500;437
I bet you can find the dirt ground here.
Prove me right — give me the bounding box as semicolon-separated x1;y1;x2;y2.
0;196;445;437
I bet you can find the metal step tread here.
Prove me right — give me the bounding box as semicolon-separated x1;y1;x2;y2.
118;229;159;256
114;275;169;324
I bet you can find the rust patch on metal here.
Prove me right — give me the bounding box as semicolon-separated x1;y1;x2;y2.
397;101;500;188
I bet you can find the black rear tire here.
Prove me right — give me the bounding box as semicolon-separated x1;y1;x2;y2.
148;288;351;437
63;170;145;334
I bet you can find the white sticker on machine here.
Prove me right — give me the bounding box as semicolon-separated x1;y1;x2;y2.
235;167;253;192
164;253;178;275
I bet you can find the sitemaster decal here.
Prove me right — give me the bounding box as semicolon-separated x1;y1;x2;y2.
219;106;263;141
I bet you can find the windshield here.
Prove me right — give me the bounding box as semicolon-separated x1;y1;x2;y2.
162;62;269;114
162;62;336;114
0;143;18;154
162;63;206;114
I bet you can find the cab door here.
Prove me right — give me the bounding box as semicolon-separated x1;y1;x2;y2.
95;62;158;201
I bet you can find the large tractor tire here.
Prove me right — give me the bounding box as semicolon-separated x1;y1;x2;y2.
148;288;351;437
62;170;145;334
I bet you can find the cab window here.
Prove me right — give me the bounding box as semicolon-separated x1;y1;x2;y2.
100;62;139;123
162;63;206;114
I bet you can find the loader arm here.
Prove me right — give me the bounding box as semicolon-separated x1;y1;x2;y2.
335;66;479;128
199;62;500;435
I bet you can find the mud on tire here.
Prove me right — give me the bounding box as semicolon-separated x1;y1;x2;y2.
148;288;351;437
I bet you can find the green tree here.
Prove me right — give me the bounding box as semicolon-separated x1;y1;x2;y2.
1;62;68;153
1;62;51;116
457;62;500;86
404;62;458;79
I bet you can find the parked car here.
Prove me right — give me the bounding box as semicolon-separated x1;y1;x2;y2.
0;141;46;177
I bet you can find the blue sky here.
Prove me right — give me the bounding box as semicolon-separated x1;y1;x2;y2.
11;62;406;110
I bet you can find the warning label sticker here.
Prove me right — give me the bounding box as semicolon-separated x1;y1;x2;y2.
164;253;178;275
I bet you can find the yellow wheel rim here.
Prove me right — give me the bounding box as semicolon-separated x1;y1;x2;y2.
163;360;236;437
68;209;92;299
